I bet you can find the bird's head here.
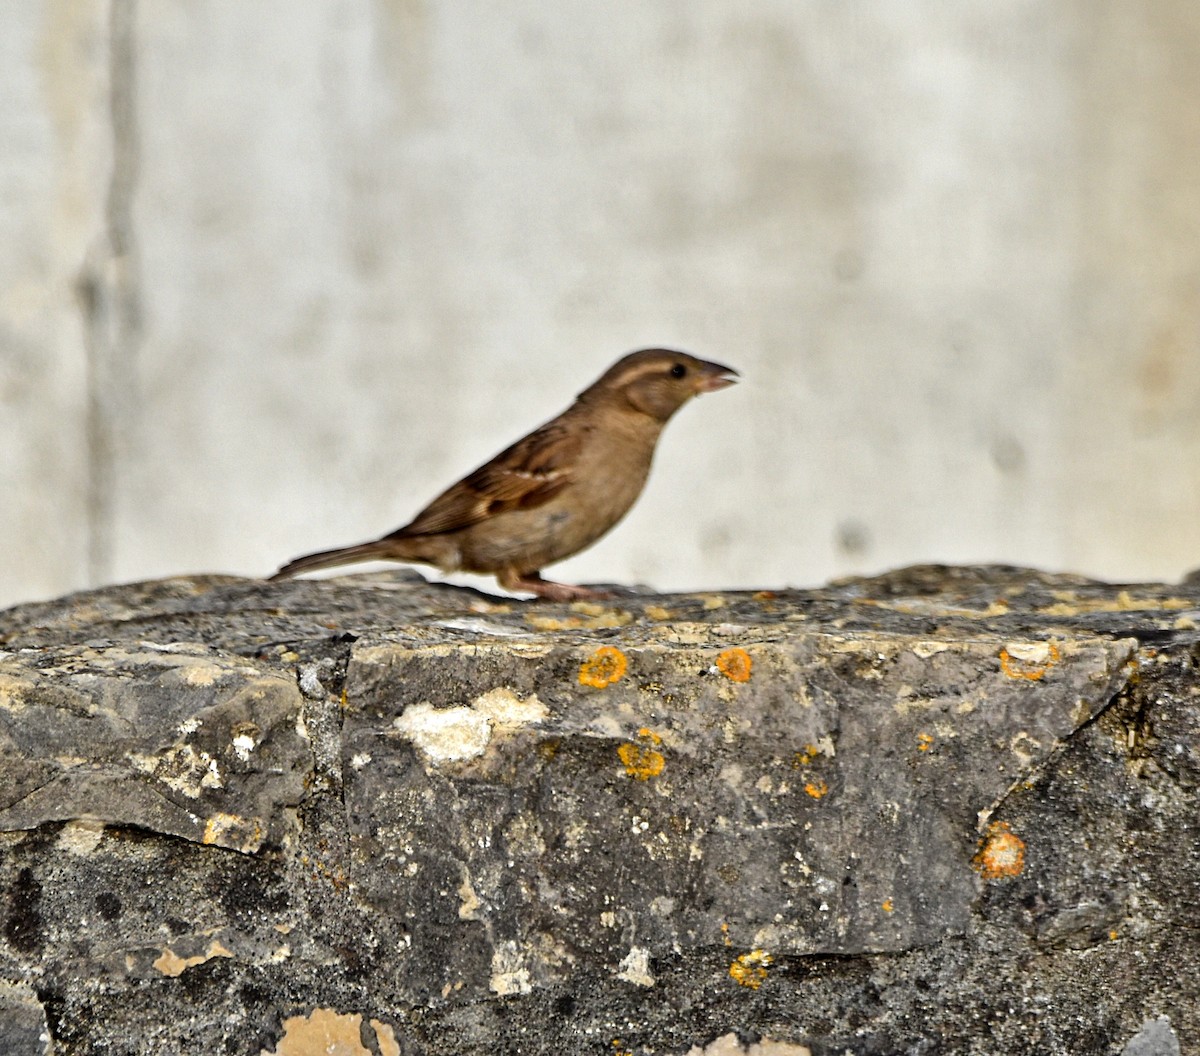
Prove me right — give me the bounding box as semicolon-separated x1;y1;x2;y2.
584;348;739;423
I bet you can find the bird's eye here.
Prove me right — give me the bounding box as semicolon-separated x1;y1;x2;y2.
670;364;687;378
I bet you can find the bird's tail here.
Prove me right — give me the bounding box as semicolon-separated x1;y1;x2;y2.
268;540;395;581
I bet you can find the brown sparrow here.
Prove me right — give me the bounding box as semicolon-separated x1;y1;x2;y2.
270;348;738;599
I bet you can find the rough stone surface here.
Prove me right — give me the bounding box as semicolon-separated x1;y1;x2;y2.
0;565;1197;1054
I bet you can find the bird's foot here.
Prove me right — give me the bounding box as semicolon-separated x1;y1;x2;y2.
499;571;613;601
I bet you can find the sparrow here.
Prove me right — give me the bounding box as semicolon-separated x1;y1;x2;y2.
270;348;738;600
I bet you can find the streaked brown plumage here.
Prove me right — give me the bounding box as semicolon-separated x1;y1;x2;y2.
270;348;738;599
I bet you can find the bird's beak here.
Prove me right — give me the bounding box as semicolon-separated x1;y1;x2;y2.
696;361;739;393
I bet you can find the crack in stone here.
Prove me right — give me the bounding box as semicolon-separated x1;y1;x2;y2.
976;640;1140;832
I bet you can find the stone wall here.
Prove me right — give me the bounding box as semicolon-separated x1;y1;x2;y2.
0;566;1195;1054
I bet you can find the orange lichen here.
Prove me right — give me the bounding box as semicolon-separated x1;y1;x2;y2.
917;732;934;752
579;645;627;688
803;779;828;799
262;1008;399;1056
153;939;232;978
881;898;894;914
618;729;665;780
729;949;773;989
999;641;1061;681
973;821;1026;879
716;647;753;682
792;744;820;767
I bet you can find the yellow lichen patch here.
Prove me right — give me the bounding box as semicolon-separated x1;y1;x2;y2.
916;732;934;752
579;645;628;688
571;601;611;617
1040;590;1192;616
618;729;665;780
202;812;265;853
792;744;820;767
999;641;1061;681
803;779;828;799
973;821;1026;879
527;607;633;631
261;1008;398;1056
153;939;232;978
729;949;773;989
644;605;673;621
716;647;753;682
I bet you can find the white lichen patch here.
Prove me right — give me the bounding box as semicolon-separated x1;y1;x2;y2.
911;641;952;658
458;872;482;920
1009;729;1042;766
128;744;223;797
297;664;326;699
718;763;745;789
229;720;260;763
808;735;837;759
393;688;546;765
56;818;106;856
178;663;228;687
489;941;532;996
616;945;655;987
471;686;548;727
393;704;492;762
1004;641;1056;664
683;1032;814;1055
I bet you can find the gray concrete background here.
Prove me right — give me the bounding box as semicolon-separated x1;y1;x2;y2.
4;2;1200;609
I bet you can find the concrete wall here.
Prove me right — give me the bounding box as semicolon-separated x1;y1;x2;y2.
4;1;1200;608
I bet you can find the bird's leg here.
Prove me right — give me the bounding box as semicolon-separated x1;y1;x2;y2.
498;570;613;601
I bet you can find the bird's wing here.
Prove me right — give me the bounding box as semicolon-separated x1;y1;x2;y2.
391;420;582;538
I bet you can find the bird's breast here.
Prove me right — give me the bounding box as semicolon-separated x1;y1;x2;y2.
457;446;652;574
